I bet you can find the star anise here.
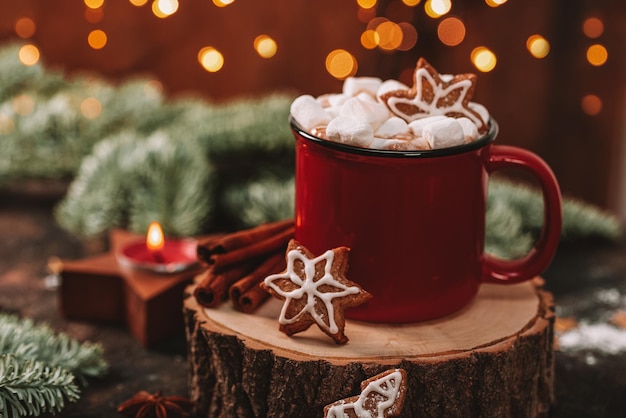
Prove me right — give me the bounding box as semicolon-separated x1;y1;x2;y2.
117;391;194;418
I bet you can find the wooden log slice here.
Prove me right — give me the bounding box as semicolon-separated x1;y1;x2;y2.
184;277;554;418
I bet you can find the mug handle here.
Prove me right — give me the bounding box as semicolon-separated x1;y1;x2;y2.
482;145;562;284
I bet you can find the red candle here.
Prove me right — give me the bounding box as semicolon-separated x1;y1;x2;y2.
118;222;198;273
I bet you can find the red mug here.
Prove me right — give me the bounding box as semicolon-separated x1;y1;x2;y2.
292;118;562;323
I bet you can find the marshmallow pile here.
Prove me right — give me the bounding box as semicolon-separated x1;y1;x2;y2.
291;76;490;151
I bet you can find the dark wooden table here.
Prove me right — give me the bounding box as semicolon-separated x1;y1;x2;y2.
1;185;625;417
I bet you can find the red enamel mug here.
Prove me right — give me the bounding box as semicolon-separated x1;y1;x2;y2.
292;118;562;323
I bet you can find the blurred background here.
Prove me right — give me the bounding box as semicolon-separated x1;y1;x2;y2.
0;0;624;218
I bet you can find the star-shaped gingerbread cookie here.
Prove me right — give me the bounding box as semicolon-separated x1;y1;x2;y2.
380;57;487;133
261;239;371;344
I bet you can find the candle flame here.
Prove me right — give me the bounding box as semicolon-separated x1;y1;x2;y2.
146;221;165;251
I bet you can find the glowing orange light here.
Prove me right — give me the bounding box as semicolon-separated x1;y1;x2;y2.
397;22;418;51
88;29;107;49
376;21;403;51
360;29;380;49
586;44;608;66
152;0;179;17
526;34;550;58
581;94;602;116
80;97;102;119
146;222;165;251
15;18;36;39
198;47;224;72
583;17;604;38
367;17;389;31
402;0;421;6
84;0;104;9
471;47;497;72
326;49;358;80
425;0;451;18
18;44;40;66
12;94;35;115
212;0;235;6
357;0;377;8
254;35;278;58
485;0;508;7
437;17;465;46
129;0;148;5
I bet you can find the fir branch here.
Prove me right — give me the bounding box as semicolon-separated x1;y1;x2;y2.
0;354;80;417
223;174;294;228
486;178;622;259
56;130;214;237
0;314;108;383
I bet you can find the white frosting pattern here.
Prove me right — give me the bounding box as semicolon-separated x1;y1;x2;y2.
263;248;361;335
386;67;482;127
325;369;406;418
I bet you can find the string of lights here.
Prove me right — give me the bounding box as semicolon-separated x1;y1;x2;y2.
9;0;610;119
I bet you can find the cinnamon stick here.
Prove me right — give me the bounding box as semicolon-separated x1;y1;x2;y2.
230;252;285;311
197;219;293;264
238;286;271;314
194;262;257;308
208;226;294;271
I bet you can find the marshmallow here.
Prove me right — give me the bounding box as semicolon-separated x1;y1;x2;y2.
456;117;479;142
342;77;382;98
340;97;390;131
376;79;410;99
422;118;465;149
291;95;332;131
468;102;490;125
326;116;374;148
375;117;411;139
408;115;448;137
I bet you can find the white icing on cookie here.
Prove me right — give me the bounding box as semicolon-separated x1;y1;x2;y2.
263;249;361;335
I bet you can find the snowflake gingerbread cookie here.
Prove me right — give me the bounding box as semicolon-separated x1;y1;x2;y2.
380;57;488;133
261;239;371;344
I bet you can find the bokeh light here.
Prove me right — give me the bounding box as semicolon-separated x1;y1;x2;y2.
376;21;403;51
88;29;107;49
485;0;508;7
14;18;36;39
129;0;149;5
254;35;278;59
213;0;235;7
357;7;377;23
397;22;418;51
152;0;179;17
586;44;608;66
198;47;224;72
326;49;358;80
582;17;604;38
526;34;550;59
81;97;102;119
471;47;497;72
12;94;35;115
18;44;40;66
581;94;602;116
84;0;104;9
402;0;421;6
425;0;452;18
360;29;380;49
357;0;377;8
437;17;465;46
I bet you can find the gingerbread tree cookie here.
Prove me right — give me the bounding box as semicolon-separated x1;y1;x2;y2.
261;239;371;344
324;368;408;418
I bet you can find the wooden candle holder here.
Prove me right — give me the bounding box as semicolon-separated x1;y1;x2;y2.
58;229;205;348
